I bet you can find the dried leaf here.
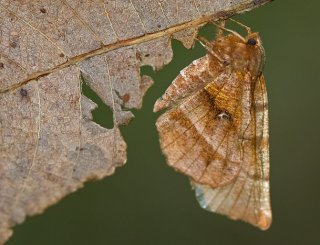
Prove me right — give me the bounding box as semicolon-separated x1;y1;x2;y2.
0;0;272;243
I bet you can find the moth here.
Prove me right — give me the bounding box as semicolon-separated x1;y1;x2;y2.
154;20;272;230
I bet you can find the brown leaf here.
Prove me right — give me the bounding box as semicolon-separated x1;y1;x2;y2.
0;0;273;243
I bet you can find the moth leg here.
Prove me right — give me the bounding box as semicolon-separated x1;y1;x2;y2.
229;18;252;35
215;20;226;38
196;35;224;63
211;21;246;42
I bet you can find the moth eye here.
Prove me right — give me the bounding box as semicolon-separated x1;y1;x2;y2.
247;38;257;46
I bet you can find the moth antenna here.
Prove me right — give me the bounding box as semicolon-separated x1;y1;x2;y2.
229;18;252;34
211;21;246;42
196;35;224;63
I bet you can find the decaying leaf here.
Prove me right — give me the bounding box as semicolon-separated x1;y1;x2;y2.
0;0;273;243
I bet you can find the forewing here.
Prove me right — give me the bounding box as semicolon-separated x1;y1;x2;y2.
154;54;224;112
194;76;271;230
155;81;243;188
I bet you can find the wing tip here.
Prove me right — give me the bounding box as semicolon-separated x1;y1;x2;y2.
257;211;272;230
193;183;272;230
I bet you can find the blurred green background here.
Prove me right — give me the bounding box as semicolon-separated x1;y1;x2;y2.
7;1;320;244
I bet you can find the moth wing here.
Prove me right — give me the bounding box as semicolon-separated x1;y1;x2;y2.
155;78;243;188
194;76;271;230
154;55;223;112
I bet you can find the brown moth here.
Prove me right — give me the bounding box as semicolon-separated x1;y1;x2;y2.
154;20;271;230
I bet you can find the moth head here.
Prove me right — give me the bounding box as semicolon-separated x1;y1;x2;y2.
213;31;265;75
245;32;265;74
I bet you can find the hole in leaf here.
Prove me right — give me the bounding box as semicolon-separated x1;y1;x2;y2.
81;76;114;129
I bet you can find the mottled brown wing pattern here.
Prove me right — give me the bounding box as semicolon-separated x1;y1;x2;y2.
155;71;248;188
194;76;271;230
154;26;271;229
154;55;225;113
